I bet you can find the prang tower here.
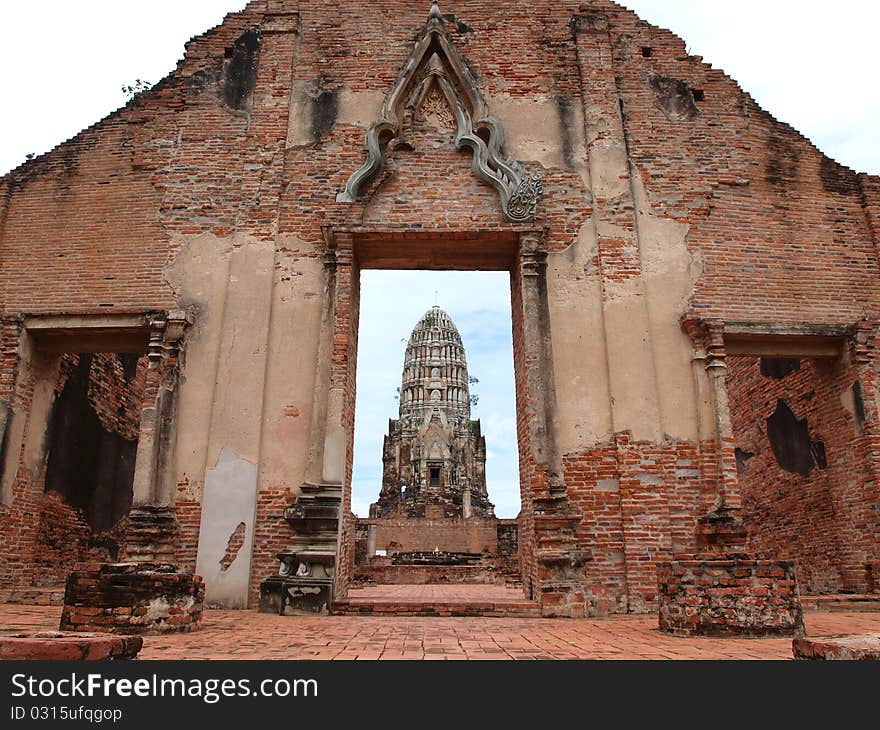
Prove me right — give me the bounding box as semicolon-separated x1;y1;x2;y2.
370;306;493;519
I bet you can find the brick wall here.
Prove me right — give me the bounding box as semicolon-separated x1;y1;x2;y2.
0;1;878;610
60;563;205;635
367;516;499;555
658;553;804;637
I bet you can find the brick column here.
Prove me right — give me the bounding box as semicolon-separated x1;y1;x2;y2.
125;311;191;565
516;231;591;617
841;321;880;591
682;318;746;549
302;238;340;487
517;231;565;500
572;13;670;610
704;322;743;515
323;236;357;490
259;231;354;614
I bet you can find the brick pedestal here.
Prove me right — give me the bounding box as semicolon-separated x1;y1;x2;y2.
658;553;804;637
60;563;204;635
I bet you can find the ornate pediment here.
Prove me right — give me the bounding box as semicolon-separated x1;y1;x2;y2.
337;1;543;222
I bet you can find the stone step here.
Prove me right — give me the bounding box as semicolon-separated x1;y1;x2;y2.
332;599;541;618
794;635;880;660
801;594;880;613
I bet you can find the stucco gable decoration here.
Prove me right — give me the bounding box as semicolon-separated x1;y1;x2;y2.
336;1;543;222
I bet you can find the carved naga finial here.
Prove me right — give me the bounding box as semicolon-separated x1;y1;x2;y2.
336;0;545;223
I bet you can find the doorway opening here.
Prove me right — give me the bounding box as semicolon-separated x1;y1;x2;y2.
350;270;522;597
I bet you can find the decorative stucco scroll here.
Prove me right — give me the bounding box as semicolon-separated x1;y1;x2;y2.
337;1;544;223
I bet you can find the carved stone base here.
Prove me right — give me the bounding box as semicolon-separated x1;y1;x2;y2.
259;577;333;616
259;482;341;616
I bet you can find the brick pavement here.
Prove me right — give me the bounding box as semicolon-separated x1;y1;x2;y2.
1;603;879;660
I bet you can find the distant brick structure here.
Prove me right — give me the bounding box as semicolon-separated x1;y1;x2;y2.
0;1;877;626
371;307;493;521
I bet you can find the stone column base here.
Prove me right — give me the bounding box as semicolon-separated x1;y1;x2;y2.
658;553;804;637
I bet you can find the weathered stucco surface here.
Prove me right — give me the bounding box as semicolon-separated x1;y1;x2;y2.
195;446;258;609
632;170;703;442
164;232;234;502
549;222;614;452
257;239;324;493
1;342;58;505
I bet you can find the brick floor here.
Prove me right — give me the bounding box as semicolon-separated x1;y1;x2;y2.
2;603;879;660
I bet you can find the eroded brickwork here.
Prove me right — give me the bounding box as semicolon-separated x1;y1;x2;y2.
0;1;877;614
60;563;205;635
728;354;878;594
0;352;148;590
658;554;804;638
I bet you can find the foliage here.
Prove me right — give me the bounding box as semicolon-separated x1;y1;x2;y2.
122;79;153;102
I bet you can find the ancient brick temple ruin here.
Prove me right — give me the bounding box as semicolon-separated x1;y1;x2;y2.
372;306;492;522
1;1;879;631
348;306;520;590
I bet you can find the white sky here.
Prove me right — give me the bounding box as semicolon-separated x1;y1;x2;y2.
1;1;877;176
1;2;877;517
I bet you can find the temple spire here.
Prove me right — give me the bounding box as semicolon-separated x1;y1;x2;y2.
373;306;492;519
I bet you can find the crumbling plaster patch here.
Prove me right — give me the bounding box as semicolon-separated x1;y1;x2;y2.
290;86;384;147
19;353;59;479
488;94;588;177
631;168;704;442
0;333;59;505
195;446;258;609
548;221;614;453
548;167;705;449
